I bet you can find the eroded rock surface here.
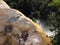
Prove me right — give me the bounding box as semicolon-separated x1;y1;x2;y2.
0;0;52;45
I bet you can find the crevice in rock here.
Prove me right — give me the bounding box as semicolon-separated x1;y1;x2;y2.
4;24;13;34
21;31;28;41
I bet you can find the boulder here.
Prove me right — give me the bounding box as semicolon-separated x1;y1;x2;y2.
0;0;52;45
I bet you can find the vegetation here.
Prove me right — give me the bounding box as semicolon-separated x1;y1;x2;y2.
4;0;60;45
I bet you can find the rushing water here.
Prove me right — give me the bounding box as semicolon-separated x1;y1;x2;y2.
35;19;55;36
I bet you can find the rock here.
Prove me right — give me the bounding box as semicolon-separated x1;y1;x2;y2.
0;0;10;8
0;0;52;45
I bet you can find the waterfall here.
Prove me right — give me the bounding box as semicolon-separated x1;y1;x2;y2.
35;19;54;36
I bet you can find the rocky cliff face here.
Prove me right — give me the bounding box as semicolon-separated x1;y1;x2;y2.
0;0;52;45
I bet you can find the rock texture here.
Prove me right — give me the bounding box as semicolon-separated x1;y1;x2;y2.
0;0;52;45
